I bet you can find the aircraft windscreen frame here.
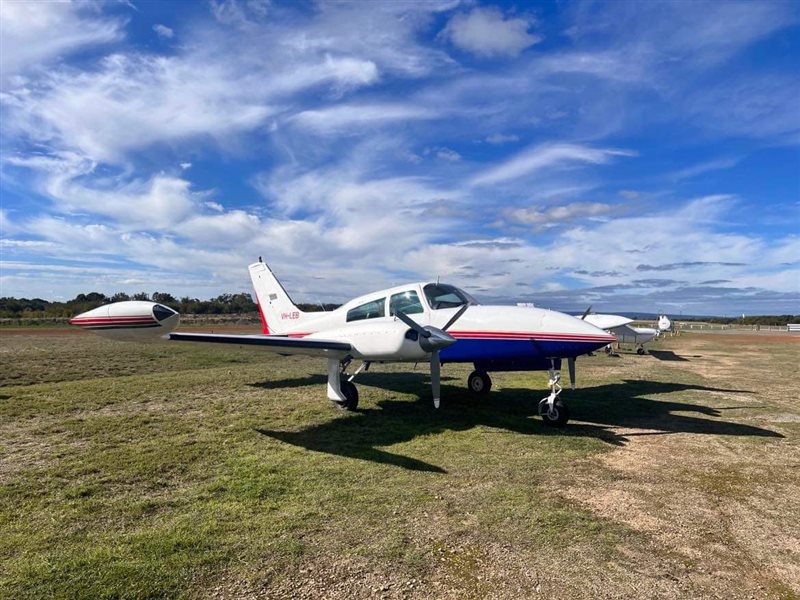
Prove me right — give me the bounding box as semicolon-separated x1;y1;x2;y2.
423;283;478;310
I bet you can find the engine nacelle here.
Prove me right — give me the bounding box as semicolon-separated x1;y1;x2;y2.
308;320;427;361
69;301;180;341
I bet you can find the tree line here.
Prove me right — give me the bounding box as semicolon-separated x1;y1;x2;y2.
1;294;796;324
0;293;340;319
700;315;800;326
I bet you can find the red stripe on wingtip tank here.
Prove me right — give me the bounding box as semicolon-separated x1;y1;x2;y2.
256;301;270;334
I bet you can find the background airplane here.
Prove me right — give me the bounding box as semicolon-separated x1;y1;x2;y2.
70;261;616;426
582;310;670;355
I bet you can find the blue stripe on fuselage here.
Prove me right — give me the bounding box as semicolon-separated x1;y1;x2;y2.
440;338;605;365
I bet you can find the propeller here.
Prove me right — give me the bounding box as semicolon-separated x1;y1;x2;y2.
395;305;469;408
567;357;576;390
580;305;592;320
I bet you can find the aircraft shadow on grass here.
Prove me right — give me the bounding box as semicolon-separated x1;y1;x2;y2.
254;373;783;472
647;350;702;361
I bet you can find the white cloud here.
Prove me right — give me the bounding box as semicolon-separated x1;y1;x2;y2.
2;53;276;163
0;209;17;236
25;218;118;249
2;7;420;164
285;1;455;78
536;50;648;83
685;73;800;141
486;133;519;144
48;174;198;230
507;202;614;226
566;1;796;71
440;7;541;57
436;147;461;162
669;157;740;181
176;210;263;245
471;143;634;187
209;0;273;28
152;24;174;39
0;1;125;80
290;103;437;134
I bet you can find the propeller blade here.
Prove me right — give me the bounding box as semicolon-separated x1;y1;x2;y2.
395;310;431;338
442;304;469;331
580;305;592;320
431;350;441;409
567;357;576;390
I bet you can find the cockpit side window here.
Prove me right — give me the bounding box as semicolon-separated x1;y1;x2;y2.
422;284;477;310
346;297;386;322
389;290;424;316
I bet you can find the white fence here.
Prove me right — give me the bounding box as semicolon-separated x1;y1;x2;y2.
674;322;788;332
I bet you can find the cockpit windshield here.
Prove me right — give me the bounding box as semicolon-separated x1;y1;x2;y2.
422;283;478;310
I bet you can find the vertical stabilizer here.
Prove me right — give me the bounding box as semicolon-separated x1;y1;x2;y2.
248;262;308;335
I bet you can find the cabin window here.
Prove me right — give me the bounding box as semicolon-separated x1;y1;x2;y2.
346;297;386;322
389;290;424;316
423;283;476;310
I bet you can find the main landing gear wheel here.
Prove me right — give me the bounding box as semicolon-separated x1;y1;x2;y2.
538;398;570;427
637;346;646;355
336;380;359;411
468;370;492;395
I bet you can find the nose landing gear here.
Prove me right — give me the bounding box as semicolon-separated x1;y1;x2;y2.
538;362;570;427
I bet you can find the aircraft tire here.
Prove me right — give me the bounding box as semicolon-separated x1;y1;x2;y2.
336;380;359;411
468;370;492;395
538;398;570;427
637;347;646;355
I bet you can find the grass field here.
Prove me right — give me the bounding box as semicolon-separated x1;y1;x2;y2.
1;328;799;599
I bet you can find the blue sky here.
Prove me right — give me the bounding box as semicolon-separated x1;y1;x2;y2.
1;0;798;315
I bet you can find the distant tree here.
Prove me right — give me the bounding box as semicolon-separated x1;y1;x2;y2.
111;292;131;302
132;292;150;301
151;292;179;309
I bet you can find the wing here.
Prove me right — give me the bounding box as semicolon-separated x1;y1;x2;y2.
168;332;351;358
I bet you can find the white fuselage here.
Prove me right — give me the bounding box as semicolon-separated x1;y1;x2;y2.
279;282;615;363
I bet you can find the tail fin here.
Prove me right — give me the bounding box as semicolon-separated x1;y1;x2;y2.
249;262;308;335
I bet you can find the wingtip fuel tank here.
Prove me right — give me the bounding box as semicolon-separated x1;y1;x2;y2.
69;301;180;340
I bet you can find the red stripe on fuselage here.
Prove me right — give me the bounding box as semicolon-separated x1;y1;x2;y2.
449;330;615;342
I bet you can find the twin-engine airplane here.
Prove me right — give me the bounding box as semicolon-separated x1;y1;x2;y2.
70;261;616;426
